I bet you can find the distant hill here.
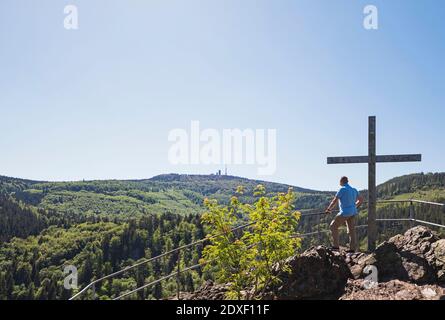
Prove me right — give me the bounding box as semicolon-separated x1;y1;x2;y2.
0;174;333;221
0;175;41;194
377;172;445;200
149;173;318;193
1;172;444;222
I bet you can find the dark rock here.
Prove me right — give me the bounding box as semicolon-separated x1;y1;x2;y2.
373;242;411;282
374;226;439;284
342;226;444;285
391;226;440;253
431;239;445;282
273;246;352;299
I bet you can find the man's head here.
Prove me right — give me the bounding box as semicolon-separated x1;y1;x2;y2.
340;176;349;186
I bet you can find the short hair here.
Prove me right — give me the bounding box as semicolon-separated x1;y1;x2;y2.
340;176;349;184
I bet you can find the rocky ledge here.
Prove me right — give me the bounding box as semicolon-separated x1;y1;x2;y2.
178;226;445;300
340;279;444;300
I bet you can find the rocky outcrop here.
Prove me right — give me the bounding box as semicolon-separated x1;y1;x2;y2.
345;226;445;285
272;227;445;299
179;226;445;300
179;247;352;300
272;246;352;299
340;279;445;300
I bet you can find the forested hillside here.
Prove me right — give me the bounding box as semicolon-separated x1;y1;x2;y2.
6;174;331;218
0;214;205;300
0;195;46;242
0;174;330;300
0;172;443;300
377;172;445;198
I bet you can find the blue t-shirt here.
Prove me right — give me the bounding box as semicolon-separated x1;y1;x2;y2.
336;183;359;216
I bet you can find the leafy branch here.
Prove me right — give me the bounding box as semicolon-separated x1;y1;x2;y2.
200;185;301;299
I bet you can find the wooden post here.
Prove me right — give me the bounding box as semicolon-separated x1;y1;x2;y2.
409;201;415;228
368;116;377;252
439;204;445;226
442;204;445;229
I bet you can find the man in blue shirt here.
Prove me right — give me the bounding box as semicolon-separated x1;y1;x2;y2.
325;176;363;252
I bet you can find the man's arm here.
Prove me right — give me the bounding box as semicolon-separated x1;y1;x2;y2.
356;194;364;208
325;197;339;214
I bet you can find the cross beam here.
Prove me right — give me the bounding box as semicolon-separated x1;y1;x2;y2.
327;116;421;252
327;154;421;164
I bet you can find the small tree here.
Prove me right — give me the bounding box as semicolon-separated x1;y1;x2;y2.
200;185;301;299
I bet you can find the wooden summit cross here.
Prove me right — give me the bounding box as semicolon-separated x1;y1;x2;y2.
327;116;421;252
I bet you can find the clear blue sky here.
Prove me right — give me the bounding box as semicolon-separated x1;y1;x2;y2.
0;0;444;191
